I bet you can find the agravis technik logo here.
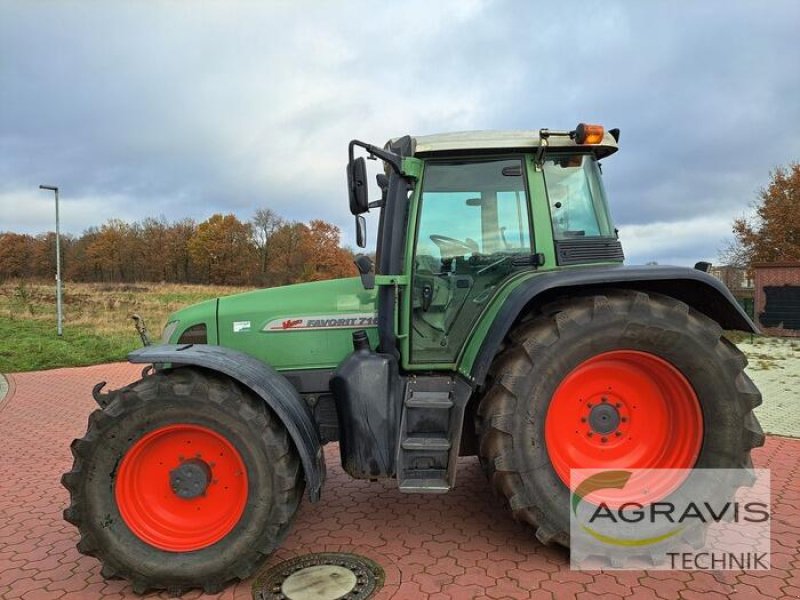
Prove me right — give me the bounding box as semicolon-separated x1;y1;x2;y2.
569;468;771;570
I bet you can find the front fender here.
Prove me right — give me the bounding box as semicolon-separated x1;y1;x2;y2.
462;264;757;387
128;344;325;502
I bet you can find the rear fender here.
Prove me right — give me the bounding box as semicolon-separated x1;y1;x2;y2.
128;344;325;501
463;265;757;387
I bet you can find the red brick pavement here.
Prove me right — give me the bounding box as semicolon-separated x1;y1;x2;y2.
1;363;799;600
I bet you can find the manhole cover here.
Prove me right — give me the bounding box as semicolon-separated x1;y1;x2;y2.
253;552;385;600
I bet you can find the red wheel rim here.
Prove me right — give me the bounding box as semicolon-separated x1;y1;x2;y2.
545;350;703;505
115;424;248;552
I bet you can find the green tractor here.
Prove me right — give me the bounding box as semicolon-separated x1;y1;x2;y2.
63;124;764;593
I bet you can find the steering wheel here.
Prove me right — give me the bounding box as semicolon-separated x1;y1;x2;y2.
429;234;475;255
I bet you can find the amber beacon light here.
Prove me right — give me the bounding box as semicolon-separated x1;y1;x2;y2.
574;123;605;144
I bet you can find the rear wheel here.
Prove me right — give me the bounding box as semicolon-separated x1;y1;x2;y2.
476;290;764;548
62;367;304;595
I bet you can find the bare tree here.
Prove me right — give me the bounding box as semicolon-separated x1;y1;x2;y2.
251;208;284;284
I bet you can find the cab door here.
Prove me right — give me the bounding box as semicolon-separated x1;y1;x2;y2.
408;156;535;364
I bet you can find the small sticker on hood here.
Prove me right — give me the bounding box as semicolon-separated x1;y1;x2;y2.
233;320;251;333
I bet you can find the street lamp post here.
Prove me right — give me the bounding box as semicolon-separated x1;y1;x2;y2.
38;185;63;336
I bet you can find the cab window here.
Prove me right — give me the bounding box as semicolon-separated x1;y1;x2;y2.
411;158;532;363
543;155;614;239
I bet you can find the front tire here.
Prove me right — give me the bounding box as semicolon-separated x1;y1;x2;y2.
476;290;764;548
62;367;304;595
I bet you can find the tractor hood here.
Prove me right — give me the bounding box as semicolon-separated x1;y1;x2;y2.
169;277;378;371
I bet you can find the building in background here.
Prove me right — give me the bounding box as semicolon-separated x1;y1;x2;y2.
708;265;755;319
752;263;800;337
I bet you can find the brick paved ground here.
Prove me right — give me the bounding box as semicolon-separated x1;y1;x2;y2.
1;363;799;600
743;337;800;438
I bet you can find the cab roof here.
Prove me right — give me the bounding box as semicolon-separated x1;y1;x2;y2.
390;128;619;159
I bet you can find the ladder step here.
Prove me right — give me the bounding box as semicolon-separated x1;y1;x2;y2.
399;478;450;493
405;391;453;409
401;437;451;451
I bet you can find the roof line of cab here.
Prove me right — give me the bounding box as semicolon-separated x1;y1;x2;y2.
389;124;619;159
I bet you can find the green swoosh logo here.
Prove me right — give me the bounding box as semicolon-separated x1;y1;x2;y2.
571;470;632;515
571;470;683;548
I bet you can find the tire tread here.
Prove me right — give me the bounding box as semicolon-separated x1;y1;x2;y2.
62;366;304;595
475;289;764;548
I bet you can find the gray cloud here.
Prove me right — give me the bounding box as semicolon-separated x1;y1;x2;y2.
1;0;799;265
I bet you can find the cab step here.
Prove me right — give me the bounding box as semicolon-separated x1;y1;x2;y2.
405;392;454;409
399;478;450;493
401;437;451;451
396;376;471;494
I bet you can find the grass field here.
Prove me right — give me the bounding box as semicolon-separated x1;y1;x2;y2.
0;280;250;373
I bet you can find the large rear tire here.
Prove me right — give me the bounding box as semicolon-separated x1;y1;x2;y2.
476;290;764;548
62;367;304;595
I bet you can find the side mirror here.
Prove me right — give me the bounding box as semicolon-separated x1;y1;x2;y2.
355;215;367;248
347;156;369;215
354;254;375;290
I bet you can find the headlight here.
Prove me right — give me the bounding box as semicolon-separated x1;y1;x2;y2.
161;320;180;344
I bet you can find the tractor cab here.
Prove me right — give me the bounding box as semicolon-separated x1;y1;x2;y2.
347;125;623;366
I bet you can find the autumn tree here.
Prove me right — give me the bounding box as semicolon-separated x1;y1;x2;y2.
0;233;35;280
164;218;197;283
267;222;308;285
1;211;354;286
300;220;355;281
188;214;256;285
136;217;171;282
265;220;355;284
30;232;57;279
80;219;139;282
724;162;800;267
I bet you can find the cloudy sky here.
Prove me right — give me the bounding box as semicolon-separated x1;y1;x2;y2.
2;1;799;265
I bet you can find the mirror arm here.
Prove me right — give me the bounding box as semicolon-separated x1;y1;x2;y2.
534;133;549;171
349;140;402;175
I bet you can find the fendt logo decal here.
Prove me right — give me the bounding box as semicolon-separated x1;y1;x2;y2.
263;313;378;332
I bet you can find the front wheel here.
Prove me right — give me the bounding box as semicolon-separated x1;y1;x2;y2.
62;367;304;595
476;290;764;549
